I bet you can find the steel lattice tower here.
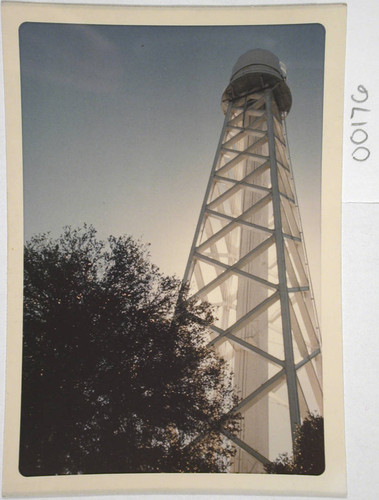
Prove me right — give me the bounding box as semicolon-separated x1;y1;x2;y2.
183;49;323;473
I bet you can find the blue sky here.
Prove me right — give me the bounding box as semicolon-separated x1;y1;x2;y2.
19;22;325;306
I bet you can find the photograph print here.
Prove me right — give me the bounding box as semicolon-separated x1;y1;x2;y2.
18;20;326;476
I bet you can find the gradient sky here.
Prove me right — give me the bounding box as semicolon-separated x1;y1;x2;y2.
19;22;325;308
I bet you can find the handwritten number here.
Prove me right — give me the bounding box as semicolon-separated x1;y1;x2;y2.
350;107;370;119
350;86;370;161
352;147;370;162
351;85;368;103
350;129;368;145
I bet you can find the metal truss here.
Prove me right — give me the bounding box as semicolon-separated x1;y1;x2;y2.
183;89;322;472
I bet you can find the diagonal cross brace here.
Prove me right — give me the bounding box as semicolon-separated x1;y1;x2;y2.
193;236;276;300
221;332;284;367
198;194;273;252
208;291;280;347
231;369;286;414
209;174;270;210
220;428;270;466
194;251;278;291
223;127;266;149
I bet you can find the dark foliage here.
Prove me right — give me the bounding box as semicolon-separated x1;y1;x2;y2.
264;413;325;475
20;225;239;476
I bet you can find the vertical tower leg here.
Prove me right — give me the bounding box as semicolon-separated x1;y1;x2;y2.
265;89;301;440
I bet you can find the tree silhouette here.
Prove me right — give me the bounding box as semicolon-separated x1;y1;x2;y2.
264;413;325;475
20;226;240;475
